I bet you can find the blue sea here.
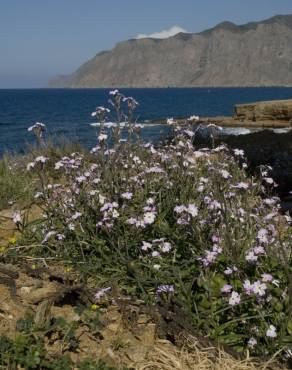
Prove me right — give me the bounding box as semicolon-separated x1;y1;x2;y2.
1;87;292;156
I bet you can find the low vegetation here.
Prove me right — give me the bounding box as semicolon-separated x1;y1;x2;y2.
0;90;291;369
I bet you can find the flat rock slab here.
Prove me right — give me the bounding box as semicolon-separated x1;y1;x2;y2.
234;99;292;121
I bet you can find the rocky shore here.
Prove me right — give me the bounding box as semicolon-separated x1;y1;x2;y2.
151;99;292;128
152;99;292;213
199;99;292;128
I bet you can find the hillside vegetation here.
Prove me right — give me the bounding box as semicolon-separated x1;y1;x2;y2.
0;91;291;369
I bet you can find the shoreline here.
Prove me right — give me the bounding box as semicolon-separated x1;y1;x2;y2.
149;116;292;128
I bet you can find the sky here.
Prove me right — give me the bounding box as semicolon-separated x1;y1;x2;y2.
1;0;292;88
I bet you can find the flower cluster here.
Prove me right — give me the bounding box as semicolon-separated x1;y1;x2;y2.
20;92;292;360
27;122;46;138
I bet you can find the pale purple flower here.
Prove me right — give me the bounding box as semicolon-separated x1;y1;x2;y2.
34;191;43;199
54;161;63;170
112;209;119;218
94;287;111;301
220;169;231;179
143;212;156;225
156;285;174;294
98;133;108;142
213;245;222;254
248;338;257;348
233;149;244;157
99;194;106;205
232;182;249;190
141;241;152;251
221;284;233;293
229;291;241;306
272;280;280;287
211;235;220;243
266;325;277;338
253;246;265;255
187;204;198;217
123;96;139;107
28;122;46;131
145;166;165;174
245;250;258;263
188;115;200;121
152;251;160;257
71;212;82;220
263;198;277;206
257;229;269;244
90;146;100;153
152;238;165;243
121;192;133;200
12;212;22;225
98;106;110;113
27;162;36;171
184;129;194;138
177;217;189;225
252;281;267;297
224;267;233;276
42;231;57;244
76;175;86;183
35;156;48;164
244;279;267;296
261;273;273;283
127;217;138;225
199;244;222;267
146;197;155;205
264;177;274;185
243;279;253;295
109;89;119;96
197;185;204;192
174;205;187;214
208;200;221;210
27;122;46;137
161;242;172;253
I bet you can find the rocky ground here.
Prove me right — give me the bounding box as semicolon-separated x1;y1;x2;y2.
0;208;288;370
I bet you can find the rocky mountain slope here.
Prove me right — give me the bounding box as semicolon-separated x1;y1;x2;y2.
49;14;292;88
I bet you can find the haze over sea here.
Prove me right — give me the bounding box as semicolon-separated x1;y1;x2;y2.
1;87;292;156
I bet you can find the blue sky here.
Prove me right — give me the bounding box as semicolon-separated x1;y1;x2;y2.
1;0;292;88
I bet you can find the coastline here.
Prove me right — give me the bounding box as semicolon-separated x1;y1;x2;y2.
150;116;292;128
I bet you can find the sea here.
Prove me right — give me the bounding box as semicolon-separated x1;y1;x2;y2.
1;87;292;157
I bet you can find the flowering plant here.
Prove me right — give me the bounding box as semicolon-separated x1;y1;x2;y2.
11;92;292;361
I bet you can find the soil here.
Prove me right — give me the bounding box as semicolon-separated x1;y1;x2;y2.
0;261;158;368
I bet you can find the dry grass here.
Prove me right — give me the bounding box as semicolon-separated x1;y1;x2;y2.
138;336;286;370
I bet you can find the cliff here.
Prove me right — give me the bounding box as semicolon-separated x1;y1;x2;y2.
49;14;292;88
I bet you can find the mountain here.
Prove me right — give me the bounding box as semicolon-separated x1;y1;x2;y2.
49;14;292;88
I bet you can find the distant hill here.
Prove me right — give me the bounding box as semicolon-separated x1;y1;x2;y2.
49;14;292;88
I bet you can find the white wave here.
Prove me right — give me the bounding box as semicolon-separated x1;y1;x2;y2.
90;122;127;128
271;128;291;134
221;128;252;136
90;122;161;128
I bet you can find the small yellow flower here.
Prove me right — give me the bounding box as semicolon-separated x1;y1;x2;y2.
91;304;98;311
8;237;17;245
65;266;72;272
31;264;37;270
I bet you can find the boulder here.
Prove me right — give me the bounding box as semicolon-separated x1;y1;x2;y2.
234;99;292;121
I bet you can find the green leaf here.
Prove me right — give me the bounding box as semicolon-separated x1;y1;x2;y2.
287;320;292;335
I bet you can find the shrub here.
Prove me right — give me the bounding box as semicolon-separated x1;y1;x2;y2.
9;91;292;361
